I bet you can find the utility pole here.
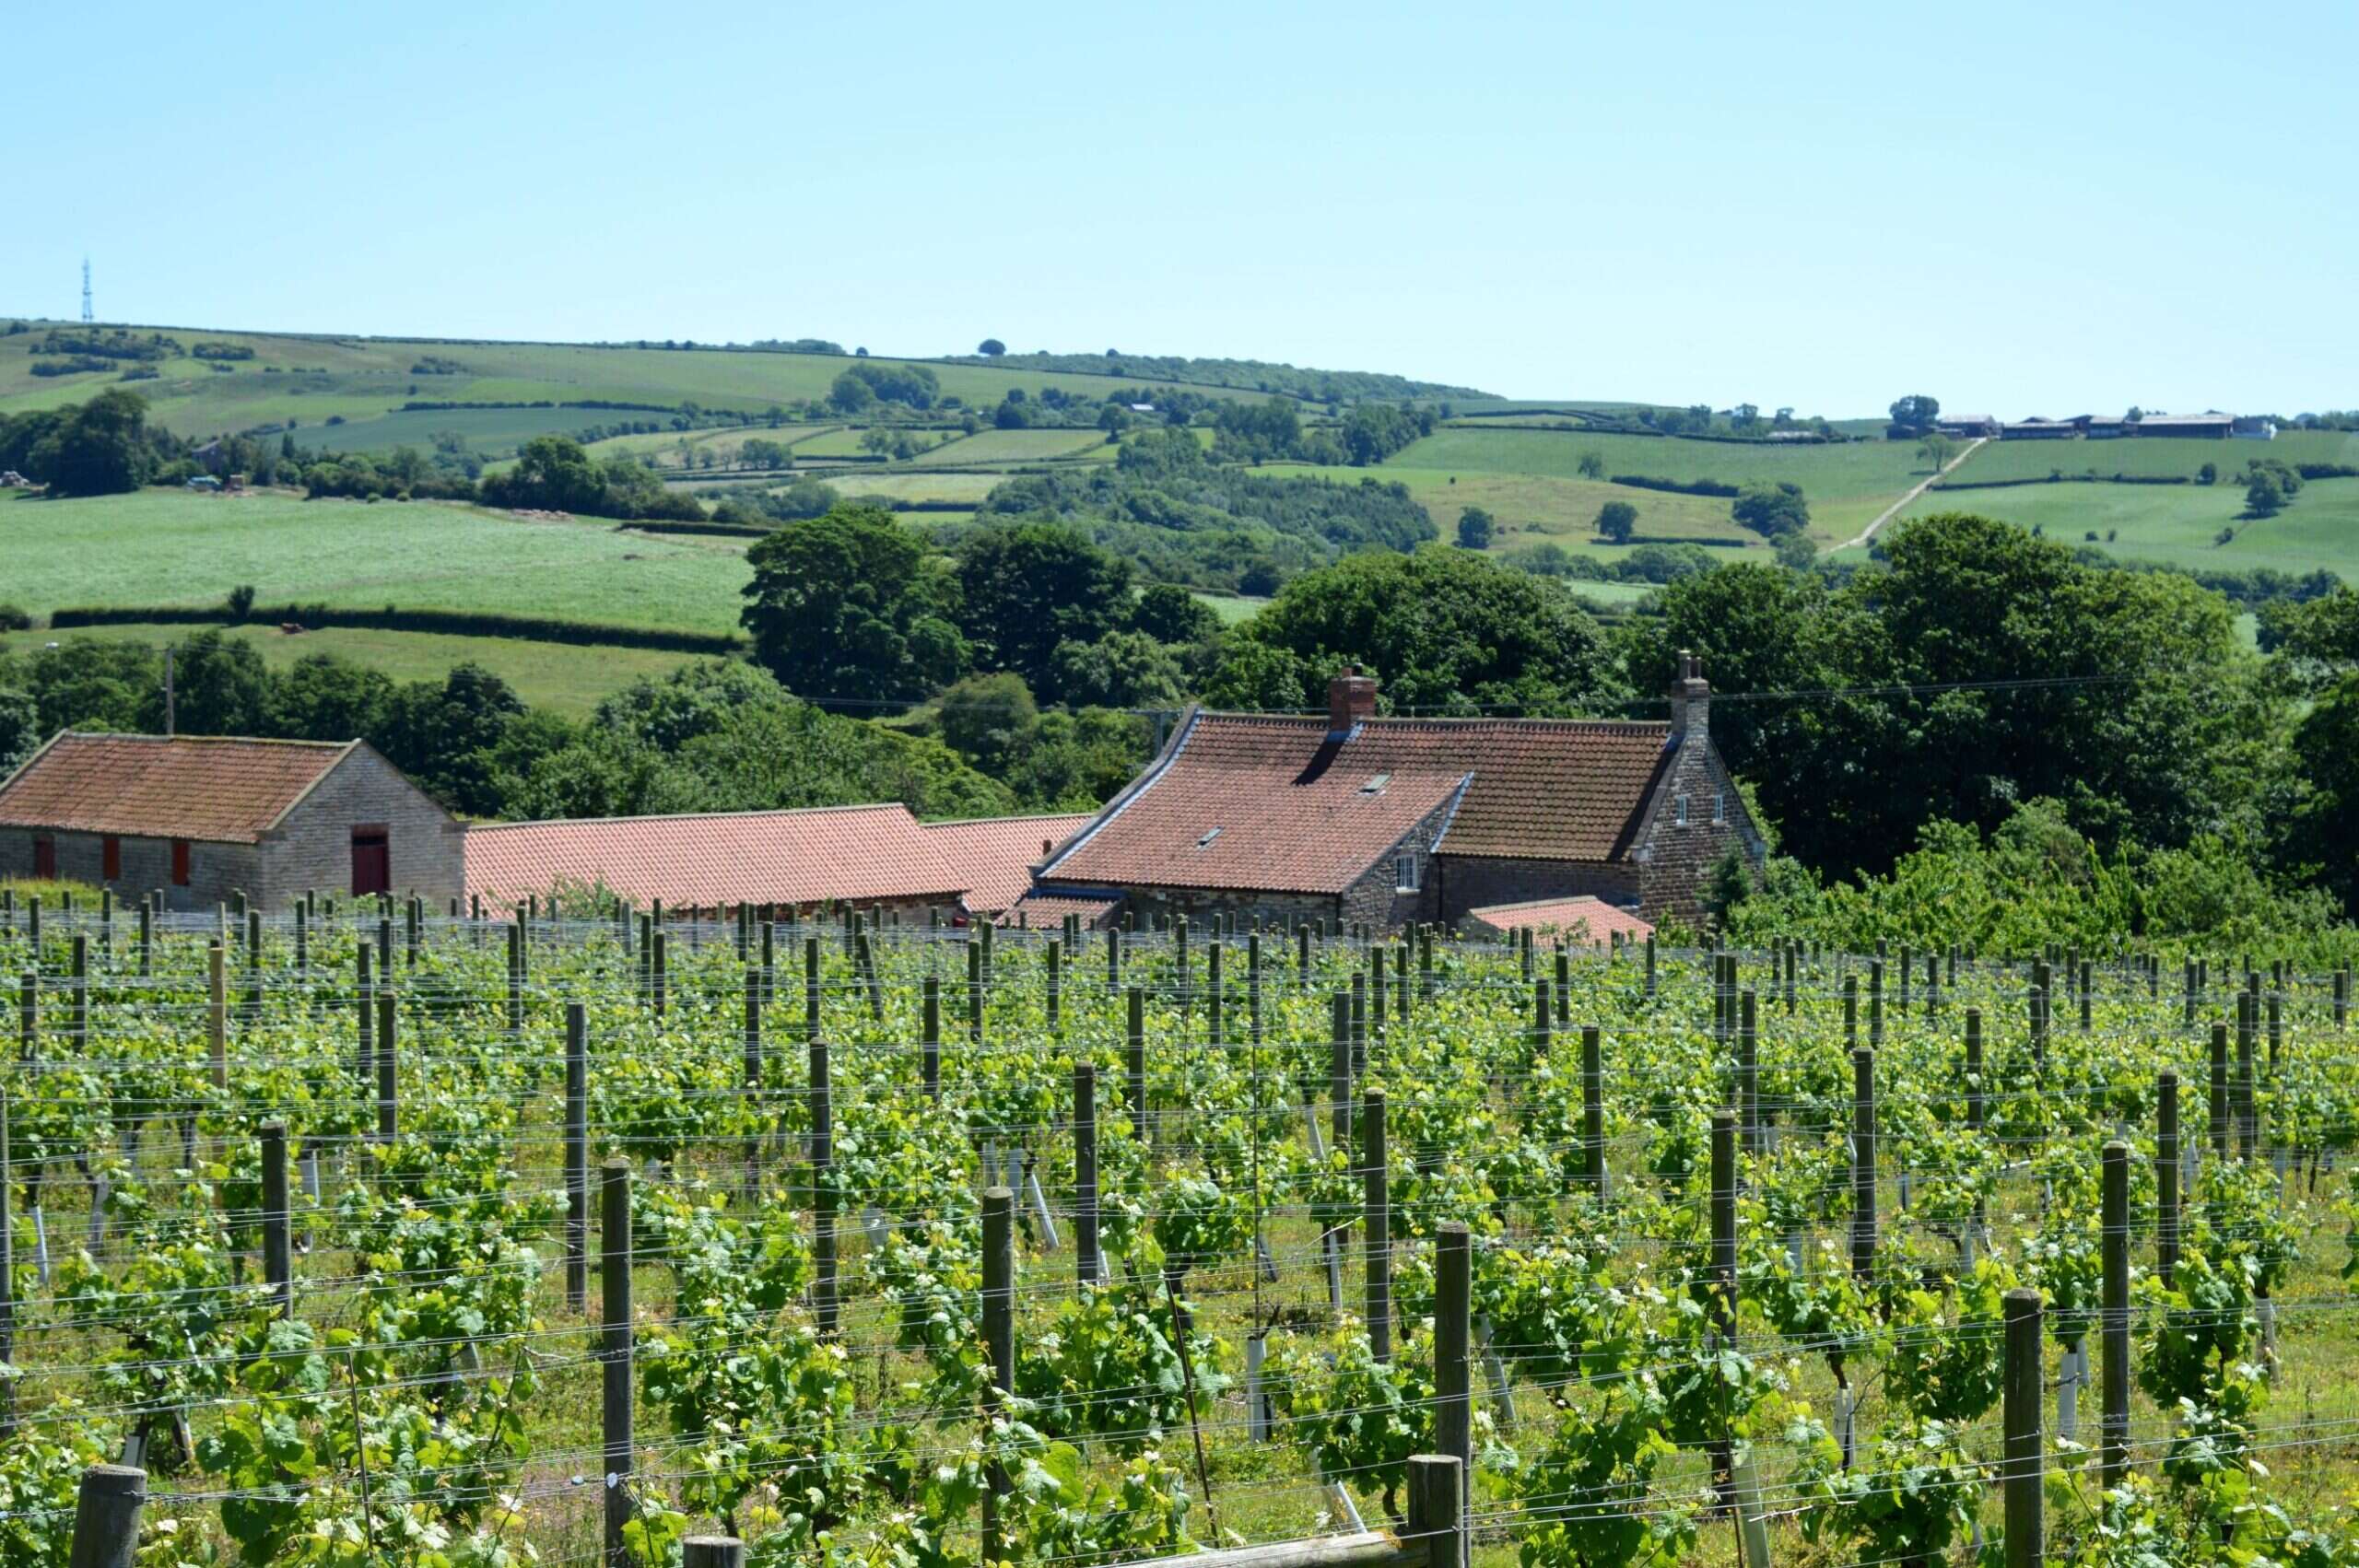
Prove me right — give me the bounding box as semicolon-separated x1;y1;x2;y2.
81;258;94;324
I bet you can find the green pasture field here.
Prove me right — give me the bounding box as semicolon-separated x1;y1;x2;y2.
0;488;753;634
0;322;1270;439
791;427;895;458
285;404;634;458
1943;428;2359;485
911;427;1110;465
1394;427;1933;541
1264;462;1760;551
1890;475;2359;576
0;620;703;716
815;471;1005;506
1191;591;1267;625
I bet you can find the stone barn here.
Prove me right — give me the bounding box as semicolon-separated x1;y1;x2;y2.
1028;657;1764;931
0;731;464;910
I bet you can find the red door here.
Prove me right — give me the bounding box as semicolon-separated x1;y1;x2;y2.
32;837;55;879
350;829;390;895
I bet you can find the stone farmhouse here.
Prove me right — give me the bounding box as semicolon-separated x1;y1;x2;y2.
1025;658;1764;932
0;732;464;910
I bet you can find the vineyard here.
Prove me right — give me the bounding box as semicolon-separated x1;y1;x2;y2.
1;890;2357;1567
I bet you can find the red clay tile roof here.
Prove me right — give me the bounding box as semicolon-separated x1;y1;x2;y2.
923;813;1095;915
1039;710;1673;895
1044;714;1474;895
464;804;968;907
0;732;356;844
1464;895;1654;945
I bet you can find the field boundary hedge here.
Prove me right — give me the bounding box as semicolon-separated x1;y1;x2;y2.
1610;473;1743;497
46;603;744;654
1931;474;2195;491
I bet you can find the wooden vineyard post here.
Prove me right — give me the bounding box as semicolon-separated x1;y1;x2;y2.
70;934;88;1046
1250;931;1264;1043
138;899;152;979
207;941;227;1091
506;919;524;1036
1406;1454;1467;1568
2209;1023;2230;1163
0;1096;12;1437
1434;1222;1472;1519
292;899;306;981
261;1121;291;1318
856;930;884;1022
805;937;823;1042
2100;1141;2130;1488
2156;1071;2180;1287
375;992;397;1144
1045;938;1062;1035
922;977;942;1101
1644;932;1656;1000
2236;990;2258;1160
683;1540;745;1568
14;973;29;1066
1868;957;1884;1048
967;938;984;1044
651;930;668;1018
601;1161;633;1568
1128;987;1148;1139
1364;1087;1391;1361
1582;1024;1606;1199
742;970;764;1205
2003;1288;2045;1568
355;940;373;1082
1530;978;1551;1068
1330;993;1354;1158
67;1463;147;1568
1074;1064;1099;1285
810;1036;837;1337
566;1004;589;1313
981;1188;1015;1567
1737;990;1759;1157
1850;1048;1877;1283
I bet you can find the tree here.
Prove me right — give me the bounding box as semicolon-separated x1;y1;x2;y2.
1050;630;1187;708
2245;470;2287;518
2287;674;2359;910
740;505;968;703
936;673;1039;773
269;651;394;742
978;339;1007;357
955;523;1133;698
1577;451;1605;480
1915;433;1954;474
1131;582;1219;646
1595;500;1638;544
158;630;268;736
379;663;527;816
484;436;605;513
1205;545;1619;716
1888;394;1941;432
35;389;154;495
1731;480;1809;540
827;370;876;414
1456;507;1496;550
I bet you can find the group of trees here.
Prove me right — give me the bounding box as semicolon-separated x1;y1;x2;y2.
0;391;177;495
477;436;704;521
741;505;1223;711
827;360;941;414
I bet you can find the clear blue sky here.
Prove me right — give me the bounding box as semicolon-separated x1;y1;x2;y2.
8;1;2353;417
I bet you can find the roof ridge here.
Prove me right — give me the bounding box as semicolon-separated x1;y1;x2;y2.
1199;711;1670;731
59;731;355;751
468;802;918;831
924;812;1097;827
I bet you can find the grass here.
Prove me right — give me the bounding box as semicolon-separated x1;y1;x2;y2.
911;428;1110;465
1396;427;1934;541
0;321;1270;440
1191;591;1268;626
1258;462;1764;557
1942;428;2359;485
0;620;703;715
1;487;753;634
819;472;1006;506
1889;476;2359;576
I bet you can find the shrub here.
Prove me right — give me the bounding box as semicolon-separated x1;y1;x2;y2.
226;585;257;621
0;603;30;631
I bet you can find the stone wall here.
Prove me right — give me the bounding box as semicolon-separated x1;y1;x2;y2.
0;827;263;911
259;748;464;909
1631;734;1763;928
1433;856;1642;925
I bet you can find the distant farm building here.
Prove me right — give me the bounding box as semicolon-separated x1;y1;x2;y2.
2231;416;2278;440
2135;413;2234;439
0;732;463;910
1934;415;1998;438
1027;659;1763;930
2001;418;2079;440
2083;415;2129;439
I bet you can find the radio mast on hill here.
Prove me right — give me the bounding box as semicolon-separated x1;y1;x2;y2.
81;258;93;323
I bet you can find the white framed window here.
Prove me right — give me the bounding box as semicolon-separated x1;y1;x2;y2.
1394;853;1421;893
1712;790;1727;825
1675;793;1690;826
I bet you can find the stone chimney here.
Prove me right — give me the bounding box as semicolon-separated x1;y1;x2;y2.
1327;665;1378;736
1668;649;1709;740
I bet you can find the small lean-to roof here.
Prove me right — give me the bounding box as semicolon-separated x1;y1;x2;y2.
464;804;967;908
1042;709;1675;895
0;731;358;844
922;813;1096;916
1464;895;1654;945
1005;891;1125;928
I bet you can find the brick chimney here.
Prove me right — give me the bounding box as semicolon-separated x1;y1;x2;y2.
1327;665;1378;736
1668;649;1709;741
